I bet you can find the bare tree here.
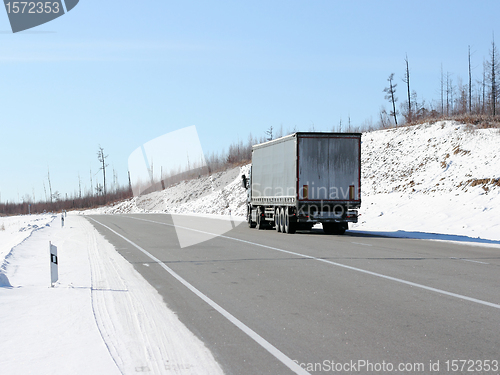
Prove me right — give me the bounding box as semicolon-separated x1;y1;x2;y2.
468;45;472;113
43;181;47;203
47;168;53;204
383;73;398;126
486;34;499;115
482;60;487;114
78;174;82;199
89;168;93;197
378;107;390;128
266;126;273;141
402;54;412;122
440;64;444;115
446;72;453;116
97;146;109;198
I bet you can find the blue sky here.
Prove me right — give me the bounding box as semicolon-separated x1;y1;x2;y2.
1;0;499;203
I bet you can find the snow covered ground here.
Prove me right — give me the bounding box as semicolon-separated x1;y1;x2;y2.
351;121;500;244
87;120;500;244
85;166;249;217
0;214;54;279
0;213;223;375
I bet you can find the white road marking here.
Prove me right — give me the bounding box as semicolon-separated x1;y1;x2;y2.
89;217;310;375
450;257;490;265
127;216;500;311
351;242;373;246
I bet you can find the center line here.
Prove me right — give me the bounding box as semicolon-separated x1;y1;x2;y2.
127;215;500;311
450;257;490;265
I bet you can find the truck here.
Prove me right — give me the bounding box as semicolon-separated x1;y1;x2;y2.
241;132;361;235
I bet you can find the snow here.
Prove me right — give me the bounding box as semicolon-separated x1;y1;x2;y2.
351;121;500;244
84;165;250;217
0;213;223;374
2;120;500;374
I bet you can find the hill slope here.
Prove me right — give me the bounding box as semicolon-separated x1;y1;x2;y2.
352;121;500;241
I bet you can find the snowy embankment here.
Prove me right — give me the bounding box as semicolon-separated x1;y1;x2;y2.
85;165;250;217
88;120;500;243
351;121;500;242
0;214;223;375
0;215;54;286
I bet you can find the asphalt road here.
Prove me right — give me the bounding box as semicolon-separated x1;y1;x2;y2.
87;214;500;375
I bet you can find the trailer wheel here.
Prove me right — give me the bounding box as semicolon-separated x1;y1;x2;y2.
338;223;348;235
279;207;285;233
256;209;264;230
275;208;281;232
283;208;296;234
247;205;256;228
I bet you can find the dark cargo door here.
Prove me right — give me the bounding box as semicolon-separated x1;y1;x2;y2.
298;135;360;202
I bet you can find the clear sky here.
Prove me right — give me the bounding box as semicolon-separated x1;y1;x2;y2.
1;0;499;203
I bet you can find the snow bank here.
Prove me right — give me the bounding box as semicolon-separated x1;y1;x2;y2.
86;165;249;217
0;214;55;287
0;213;223;374
352;121;500;242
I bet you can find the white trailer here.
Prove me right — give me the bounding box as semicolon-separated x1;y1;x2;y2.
242;132;361;234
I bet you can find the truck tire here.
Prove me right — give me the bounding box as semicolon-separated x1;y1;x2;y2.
279;207;285;233
256;209;264;230
338;223;348;235
283;208;296;234
247;205;256;228
275;208;281;232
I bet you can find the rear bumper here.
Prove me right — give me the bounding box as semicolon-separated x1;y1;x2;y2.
297;210;358;224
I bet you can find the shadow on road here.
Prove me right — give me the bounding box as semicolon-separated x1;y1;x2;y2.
345;229;500;246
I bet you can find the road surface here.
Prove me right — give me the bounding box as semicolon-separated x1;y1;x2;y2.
87;214;500;375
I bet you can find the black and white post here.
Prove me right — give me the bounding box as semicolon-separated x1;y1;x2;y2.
49;241;58;287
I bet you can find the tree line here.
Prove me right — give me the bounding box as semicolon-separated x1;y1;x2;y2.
0;146;133;216
382;37;500;127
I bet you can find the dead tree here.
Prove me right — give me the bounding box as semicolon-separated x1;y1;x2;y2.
266;126;273;141
47;168;53;204
487;35;499;115
97;146;109;198
441;64;444;115
383;73;398;126
402;54;411;122
468;46;472;113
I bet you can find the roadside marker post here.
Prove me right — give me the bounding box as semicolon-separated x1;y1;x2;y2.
49;242;58;287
